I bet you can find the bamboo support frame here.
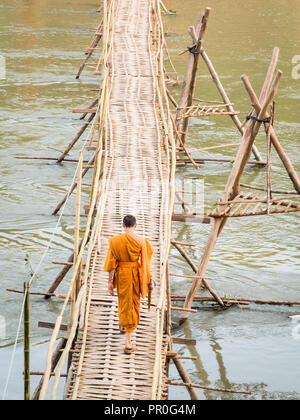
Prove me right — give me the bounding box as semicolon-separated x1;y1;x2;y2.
179;49;283;323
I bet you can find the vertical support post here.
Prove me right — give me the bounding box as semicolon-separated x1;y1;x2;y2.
176;8;211;145
24;281;30;401
71;152;83;327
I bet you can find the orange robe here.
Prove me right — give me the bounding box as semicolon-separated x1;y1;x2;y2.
104;233;153;333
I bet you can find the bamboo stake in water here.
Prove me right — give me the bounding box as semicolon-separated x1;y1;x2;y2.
24;281;30;400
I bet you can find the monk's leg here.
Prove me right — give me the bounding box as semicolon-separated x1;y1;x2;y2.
116;268;140;334
126;332;132;348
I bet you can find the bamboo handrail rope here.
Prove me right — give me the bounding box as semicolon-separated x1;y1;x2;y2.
151;0;176;399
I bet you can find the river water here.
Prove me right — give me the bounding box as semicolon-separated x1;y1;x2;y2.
0;0;299;400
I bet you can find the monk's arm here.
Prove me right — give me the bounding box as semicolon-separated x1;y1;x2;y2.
108;270;114;295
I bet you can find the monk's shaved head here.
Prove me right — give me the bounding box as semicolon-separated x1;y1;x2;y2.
123;215;136;228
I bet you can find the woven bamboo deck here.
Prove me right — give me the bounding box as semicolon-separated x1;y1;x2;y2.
63;0;174;400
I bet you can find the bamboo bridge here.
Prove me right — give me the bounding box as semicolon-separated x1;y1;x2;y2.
37;0;176;400
25;0;300;401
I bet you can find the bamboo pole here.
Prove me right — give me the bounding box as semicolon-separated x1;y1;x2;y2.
80;97;99;120
39;316;63;400
171;240;224;306
24;282;30;401
76;24;103;79
188;142;240;154
45;238;86;299
176;9;211;145
14;156;88;163
171;116;199;169
31;338;66;400
200;48;262;162
171;296;300;306
179;51;282;324
240;183;298;195
6;288;66;299
241;75;300;194
70;152;83;327
52;153;96;215
171;239;195;247
169;380;252;395
177;158;267;166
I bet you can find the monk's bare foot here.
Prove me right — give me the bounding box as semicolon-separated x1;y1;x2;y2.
124;345;136;354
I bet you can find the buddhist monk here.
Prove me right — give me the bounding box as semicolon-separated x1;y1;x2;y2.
104;215;154;354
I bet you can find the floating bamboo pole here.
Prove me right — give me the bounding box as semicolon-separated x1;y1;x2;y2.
76;21;103;79
170;241;224;306
188;142;240;154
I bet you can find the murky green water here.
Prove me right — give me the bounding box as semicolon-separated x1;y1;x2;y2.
0;0;299;400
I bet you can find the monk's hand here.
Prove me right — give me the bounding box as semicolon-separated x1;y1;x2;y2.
149;279;156;291
108;281;114;296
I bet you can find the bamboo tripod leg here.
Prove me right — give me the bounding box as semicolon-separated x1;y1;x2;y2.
242;76;300;194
